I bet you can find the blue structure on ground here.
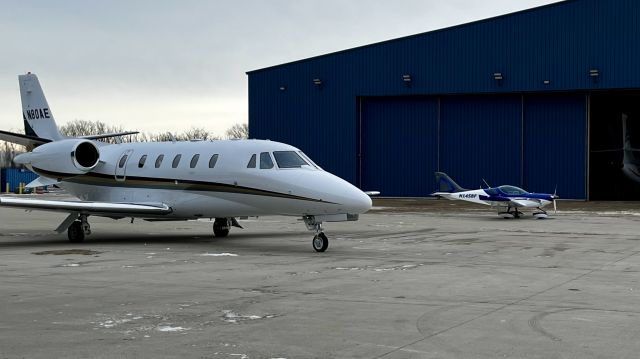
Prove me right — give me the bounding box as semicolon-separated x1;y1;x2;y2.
247;0;640;200
1;168;38;193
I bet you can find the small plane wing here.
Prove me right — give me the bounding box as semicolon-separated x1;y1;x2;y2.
0;197;172;216
508;198;543;208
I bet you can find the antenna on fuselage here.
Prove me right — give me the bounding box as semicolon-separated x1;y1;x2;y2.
482;178;491;189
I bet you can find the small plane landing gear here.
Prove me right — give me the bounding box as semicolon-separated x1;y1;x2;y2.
67;215;91;243
213;218;230;237
303;215;329;252
498;206;524;219
313;232;329;252
533;207;548;219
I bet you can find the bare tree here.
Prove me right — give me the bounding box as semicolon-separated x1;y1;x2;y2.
225;123;249;139
179;127;220;141
0;141;25;168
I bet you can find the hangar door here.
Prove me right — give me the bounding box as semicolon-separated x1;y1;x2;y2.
359;97;438;196
439;95;522;189
359;94;587;199
523;94;586;199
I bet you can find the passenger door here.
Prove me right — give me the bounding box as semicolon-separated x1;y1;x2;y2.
115;149;133;182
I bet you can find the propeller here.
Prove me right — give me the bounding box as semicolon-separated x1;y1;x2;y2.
552;184;558;214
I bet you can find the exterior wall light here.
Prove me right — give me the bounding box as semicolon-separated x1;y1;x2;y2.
493;72;503;86
543;80;551;85
279;86;286;91
589;69;599;83
313;78;323;87
402;74;412;87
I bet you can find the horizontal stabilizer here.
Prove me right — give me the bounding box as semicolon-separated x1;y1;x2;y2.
0;129;51;147
80;131;139;140
364;191;380;196
25;176;60;188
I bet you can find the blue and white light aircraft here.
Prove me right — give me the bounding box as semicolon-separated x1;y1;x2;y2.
432;172;558;218
0;73;374;251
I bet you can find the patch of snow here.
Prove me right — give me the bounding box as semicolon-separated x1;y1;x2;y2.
222;310;275;323
201;253;238;257
156;325;190;332
62;263;80;267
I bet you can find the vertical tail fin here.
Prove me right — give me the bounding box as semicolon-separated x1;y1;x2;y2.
434;172;467;193
20;73;63;141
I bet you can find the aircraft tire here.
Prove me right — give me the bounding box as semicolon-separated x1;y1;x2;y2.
67;221;85;243
312;232;328;252
213;218;230;237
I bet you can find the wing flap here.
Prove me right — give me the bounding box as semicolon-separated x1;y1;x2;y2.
26;176;60;188
0;197;172;216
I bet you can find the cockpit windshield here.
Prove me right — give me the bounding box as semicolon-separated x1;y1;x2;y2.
498;185;527;195
273;151;310;168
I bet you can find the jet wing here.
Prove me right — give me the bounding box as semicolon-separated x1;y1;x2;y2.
0;197;172;216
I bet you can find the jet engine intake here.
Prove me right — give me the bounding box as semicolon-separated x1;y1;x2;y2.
13;139;100;177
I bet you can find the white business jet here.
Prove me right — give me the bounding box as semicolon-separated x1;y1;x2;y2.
0;73;373;252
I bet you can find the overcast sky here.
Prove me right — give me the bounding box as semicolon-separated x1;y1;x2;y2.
0;0;559;137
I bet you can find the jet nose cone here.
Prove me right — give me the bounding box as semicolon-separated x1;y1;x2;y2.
347;189;373;214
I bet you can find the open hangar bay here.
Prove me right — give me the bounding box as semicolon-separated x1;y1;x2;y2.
247;0;640;200
1;200;640;358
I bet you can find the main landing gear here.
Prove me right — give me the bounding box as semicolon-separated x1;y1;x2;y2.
213;217;243;237
213;218;230;237
304;216;328;252
67;214;91;243
498;206;524;219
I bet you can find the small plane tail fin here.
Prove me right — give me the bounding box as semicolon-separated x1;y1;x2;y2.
435;172;467;193
19;73;63;142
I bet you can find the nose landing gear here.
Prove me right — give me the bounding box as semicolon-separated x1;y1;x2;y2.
312;232;329;252
304;215;328;252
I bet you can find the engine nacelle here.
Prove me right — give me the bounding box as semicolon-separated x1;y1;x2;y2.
14;139;100;178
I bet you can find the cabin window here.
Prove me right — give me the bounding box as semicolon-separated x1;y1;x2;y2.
190;154;200;168
273;151;308;168
155;154;164;168
247;154;256;168
138;155;147;168
260;152;274;169
209;154;219;168
172;154;182;168
118;154;128;168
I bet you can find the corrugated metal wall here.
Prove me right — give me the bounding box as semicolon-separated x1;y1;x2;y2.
248;0;640;199
1;168;38;192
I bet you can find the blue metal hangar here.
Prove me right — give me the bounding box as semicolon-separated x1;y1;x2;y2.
247;0;640;200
